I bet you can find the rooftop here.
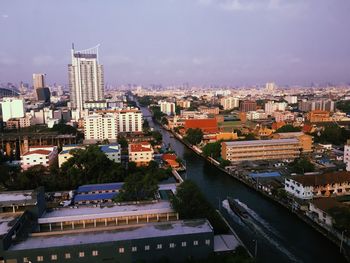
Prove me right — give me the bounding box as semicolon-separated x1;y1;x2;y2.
249;172;281;178
0;213;22;236
291;171;350;187
74;192;118;203
223;138;299;147
0;190;36;207
77;182;124;193
10;219;212;251
22;149;52;156
129;142;152;152
38;201;173;224
311;197;348;212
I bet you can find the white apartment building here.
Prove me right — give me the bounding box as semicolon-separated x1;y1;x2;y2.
159;101;175;115
1;97;25;122
68;45;104;111
264;101;288;115
21;146;58;170
273;111;295;122
116;109;143;133
84;113;118;142
128;142;154;166
285;172;350;199
220;97;239;110
344;140;350;171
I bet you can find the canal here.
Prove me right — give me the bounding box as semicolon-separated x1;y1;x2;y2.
140;105;346;263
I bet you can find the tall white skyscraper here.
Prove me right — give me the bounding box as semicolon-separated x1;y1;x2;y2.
68;44;104;111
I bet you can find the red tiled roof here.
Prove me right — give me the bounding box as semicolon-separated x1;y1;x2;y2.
184;119;218;134
302;124;313;133
162;153;177;161
129;142;152;153
23;150;51;156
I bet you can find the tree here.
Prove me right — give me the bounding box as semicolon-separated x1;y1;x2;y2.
118;135;128;148
151;131;163;144
184;128;203;145
59;145;124;189
51;123;78;134
275;125;301;133
143;119;150;132
219;159;231;168
336;100;350;113
313;124;350;145
328;206;350;232
161;117;168;125
116;173;158;202
289;157;315;174
170;180;229;234
203;142;221;159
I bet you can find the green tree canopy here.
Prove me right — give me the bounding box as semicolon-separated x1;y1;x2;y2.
289;157;315;174
313;124;350;145
184;128;203;145
116;172;158;202
203;142;221;159
275;125;301;133
170;180;229;234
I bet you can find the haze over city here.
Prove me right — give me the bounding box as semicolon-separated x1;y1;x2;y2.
1;0;350;86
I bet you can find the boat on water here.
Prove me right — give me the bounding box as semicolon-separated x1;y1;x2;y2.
227;197;249;219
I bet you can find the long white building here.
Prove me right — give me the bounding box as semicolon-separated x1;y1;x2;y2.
1;97;25;122
68;44;104;111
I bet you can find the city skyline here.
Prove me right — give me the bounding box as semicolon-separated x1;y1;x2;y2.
1;0;350;86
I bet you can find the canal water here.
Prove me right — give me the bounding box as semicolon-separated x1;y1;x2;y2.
140;105;346;263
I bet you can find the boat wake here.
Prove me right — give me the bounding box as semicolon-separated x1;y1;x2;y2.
223;199;302;263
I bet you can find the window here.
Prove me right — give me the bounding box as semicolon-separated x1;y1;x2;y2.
51;254;57;261
193;240;198;246
92;250;98;256
157;244;162;249
37;256;44;262
119;247;125;254
65;253;71;259
181;241;187;247
79;252;85;258
169;243;175;248
132;246;137;252
145;245;150;251
205;239;211;245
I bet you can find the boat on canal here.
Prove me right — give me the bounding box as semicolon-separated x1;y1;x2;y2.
227;197;249;219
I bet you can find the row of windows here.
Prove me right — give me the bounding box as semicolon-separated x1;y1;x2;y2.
23;240;211;262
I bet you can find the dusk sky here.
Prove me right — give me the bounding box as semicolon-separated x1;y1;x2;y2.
1;0;350;86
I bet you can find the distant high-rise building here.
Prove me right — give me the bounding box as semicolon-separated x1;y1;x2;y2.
36;87;51;103
68;44;104;111
33;74;45;90
240;100;257;112
158;100;175;115
265;82;277;92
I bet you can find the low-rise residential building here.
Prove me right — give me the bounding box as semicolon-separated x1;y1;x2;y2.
285;172;350;199
21;146;58;170
307;110;331;123
198;106;220;115
221;138;300;162
129;142;154;166
308;198;346;227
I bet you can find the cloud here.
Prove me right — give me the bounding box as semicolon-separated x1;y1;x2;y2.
2;14;9;19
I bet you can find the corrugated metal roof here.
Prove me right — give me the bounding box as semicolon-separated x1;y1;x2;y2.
74;192;117;202
77;183;124;193
223;138;299;147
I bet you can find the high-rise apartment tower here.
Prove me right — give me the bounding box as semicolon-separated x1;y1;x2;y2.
68;44;104;110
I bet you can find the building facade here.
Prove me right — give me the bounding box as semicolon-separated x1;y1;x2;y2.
20;146;58;170
68;45;104;111
84;113;118;142
220;97;239;110
1;98;25;122
285;172;350;199
128;142;154;166
221;139;300;162
344;140;350;171
159;101;175;116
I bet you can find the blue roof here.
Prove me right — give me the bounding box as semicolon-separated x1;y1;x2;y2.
74;192;118;202
77;182;124;193
248;172;281;178
99;145;120;153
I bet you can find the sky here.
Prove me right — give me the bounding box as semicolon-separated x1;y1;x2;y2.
0;0;350;86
